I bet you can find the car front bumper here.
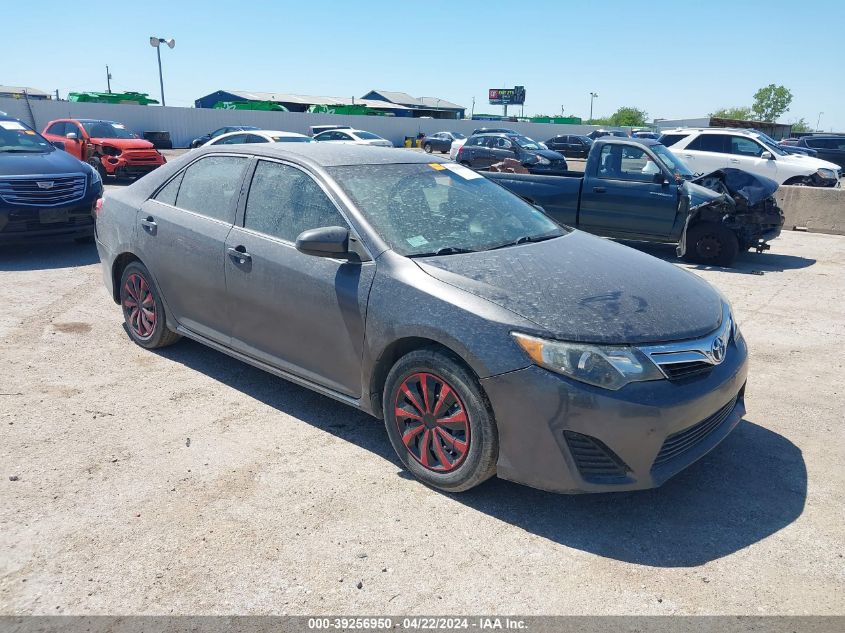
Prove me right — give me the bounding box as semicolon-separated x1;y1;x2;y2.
99;152;165;177
0;201;96;243
480;336;748;493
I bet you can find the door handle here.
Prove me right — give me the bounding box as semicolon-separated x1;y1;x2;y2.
592;186;607;193
227;246;252;263
682;154;693;158
140;217;157;233
729;159;740;164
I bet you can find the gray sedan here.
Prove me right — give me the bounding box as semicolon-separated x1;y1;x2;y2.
95;144;748;493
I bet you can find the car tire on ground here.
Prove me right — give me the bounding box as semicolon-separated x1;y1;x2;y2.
383;347;498;493
88;158;107;181
683;222;739;267
119;261;181;349
423;143;432;153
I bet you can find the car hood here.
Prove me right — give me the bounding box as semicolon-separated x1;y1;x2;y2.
780;153;839;171
415;231;724;344
89;137;156;150
692;168;778;207
528;149;566;160
0;148;87;176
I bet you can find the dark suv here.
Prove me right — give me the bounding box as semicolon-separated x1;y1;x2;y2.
544;134;593;158
794;136;845;169
457;133;569;174
0;114;103;243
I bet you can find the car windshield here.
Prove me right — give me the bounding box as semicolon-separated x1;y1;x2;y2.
0;122;53;153
754;133;787;156
510;135;542;150
272;136;313;143
327;163;566;256
450;132;466;139
354;131;382;140
81;121;136;139
651;144;695;179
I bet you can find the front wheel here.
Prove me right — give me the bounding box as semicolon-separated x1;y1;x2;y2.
423;143;432;153
383;349;498;492
683;222;739;267
119;262;181;349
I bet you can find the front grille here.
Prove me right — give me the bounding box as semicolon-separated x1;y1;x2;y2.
652;395;738;469
0;204;93;234
564;431;630;481
660;360;714;381
0;175;87;207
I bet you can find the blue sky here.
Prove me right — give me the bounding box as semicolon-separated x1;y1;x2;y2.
5;0;844;130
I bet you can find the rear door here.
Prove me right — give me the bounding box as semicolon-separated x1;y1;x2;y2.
579;144;678;238
136;154;250;344
679;133;730;174
224;159;375;396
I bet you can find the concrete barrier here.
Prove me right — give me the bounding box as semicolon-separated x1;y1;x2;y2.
776;185;845;235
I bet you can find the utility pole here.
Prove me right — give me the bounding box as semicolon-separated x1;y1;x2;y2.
589;92;598;123
470;96;475;119
149;37;176;107
106;65;112;93
816;111;824;131
54;89;59;101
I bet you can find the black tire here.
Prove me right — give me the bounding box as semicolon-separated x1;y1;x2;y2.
423;143;433;153
88;158;107;181
119;262;181;349
383;348;498;492
683;222;739;267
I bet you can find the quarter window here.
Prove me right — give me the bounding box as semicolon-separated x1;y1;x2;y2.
687;134;729;153
244;160;347;242
658;134;689;147
174;156;249;223
153;172;184;206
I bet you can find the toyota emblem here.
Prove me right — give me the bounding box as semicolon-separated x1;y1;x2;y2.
710;335;727;363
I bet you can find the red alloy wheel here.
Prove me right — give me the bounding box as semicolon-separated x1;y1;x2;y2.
394;372;470;473
122;272;157;339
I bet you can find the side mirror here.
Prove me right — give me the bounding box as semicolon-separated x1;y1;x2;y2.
653;172;669;184
65;132;78;141
761;151;774;160
51;141;66;151
295;226;350;258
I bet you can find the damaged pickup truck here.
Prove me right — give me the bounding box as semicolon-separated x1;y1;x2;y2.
486;137;784;266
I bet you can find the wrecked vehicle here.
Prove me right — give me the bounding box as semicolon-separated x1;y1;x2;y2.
486;137;784;266
41;118;166;180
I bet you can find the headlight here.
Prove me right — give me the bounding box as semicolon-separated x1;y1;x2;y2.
512;333;664;390
534;156;551;165
731;315;743;343
101;145;122;157
817;168;836;179
89;166;102;186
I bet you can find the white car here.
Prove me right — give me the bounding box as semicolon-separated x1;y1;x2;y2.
202;130;313;147
660;128;841;187
449;138;467;160
313;129;393;147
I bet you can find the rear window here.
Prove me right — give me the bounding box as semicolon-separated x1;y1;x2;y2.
658;134;689;147
354;131;381;140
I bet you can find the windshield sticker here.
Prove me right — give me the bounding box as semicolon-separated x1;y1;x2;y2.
112;123;126;129
406;235;429;248
0;121;26;130
24;130;36;135
428;163;446;171
443;163;483;180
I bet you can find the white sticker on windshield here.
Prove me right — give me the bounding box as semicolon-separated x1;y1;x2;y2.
443;163;483;180
406;235;429;248
0;121;26;130
112;123;126;129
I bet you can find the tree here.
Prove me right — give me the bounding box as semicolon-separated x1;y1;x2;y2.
608;106;648;127
751;84;793;122
710;106;753;120
790;118;812;133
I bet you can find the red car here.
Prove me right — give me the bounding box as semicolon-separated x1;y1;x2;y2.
42;118;165;179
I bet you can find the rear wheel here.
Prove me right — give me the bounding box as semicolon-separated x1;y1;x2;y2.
683;222;739;267
119;262;180;349
383;348;497;492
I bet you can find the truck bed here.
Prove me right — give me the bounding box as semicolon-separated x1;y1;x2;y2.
484;171;583;226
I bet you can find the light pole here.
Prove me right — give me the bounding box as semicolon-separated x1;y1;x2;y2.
589;92;598;123
816;111;824;131
149;36;175;106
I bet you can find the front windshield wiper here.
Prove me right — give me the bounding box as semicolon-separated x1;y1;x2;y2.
407;246;477;258
487;233;560;251
0;148;49;153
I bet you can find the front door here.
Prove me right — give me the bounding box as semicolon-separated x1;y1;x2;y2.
135;154;250;344
224;159;374;397
579;144;678;238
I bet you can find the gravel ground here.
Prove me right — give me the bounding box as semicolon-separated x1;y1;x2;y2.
0;225;843;615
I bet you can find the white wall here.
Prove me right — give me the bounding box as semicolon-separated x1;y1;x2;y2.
1;97;601;148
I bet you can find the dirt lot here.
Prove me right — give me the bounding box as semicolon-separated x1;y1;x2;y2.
1;227;843;615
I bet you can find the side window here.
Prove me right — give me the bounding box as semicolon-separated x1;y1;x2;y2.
214;133;247;145
337;133;353;141
496;138;513;149
658;134;688;147
244;160;348;242
730;136;764;157
687;134;728;153
47;122;66;136
597;145;657;181
243;134;269;144
153;171;184;206
174;156;249;223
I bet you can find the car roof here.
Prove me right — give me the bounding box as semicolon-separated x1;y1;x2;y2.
196;143;440;167
662;127;757;136
598;137;662;147
217;129;308;137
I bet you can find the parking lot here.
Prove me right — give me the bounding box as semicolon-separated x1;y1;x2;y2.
1;224;843;615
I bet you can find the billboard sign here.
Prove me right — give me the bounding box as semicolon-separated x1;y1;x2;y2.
488;86;526;105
